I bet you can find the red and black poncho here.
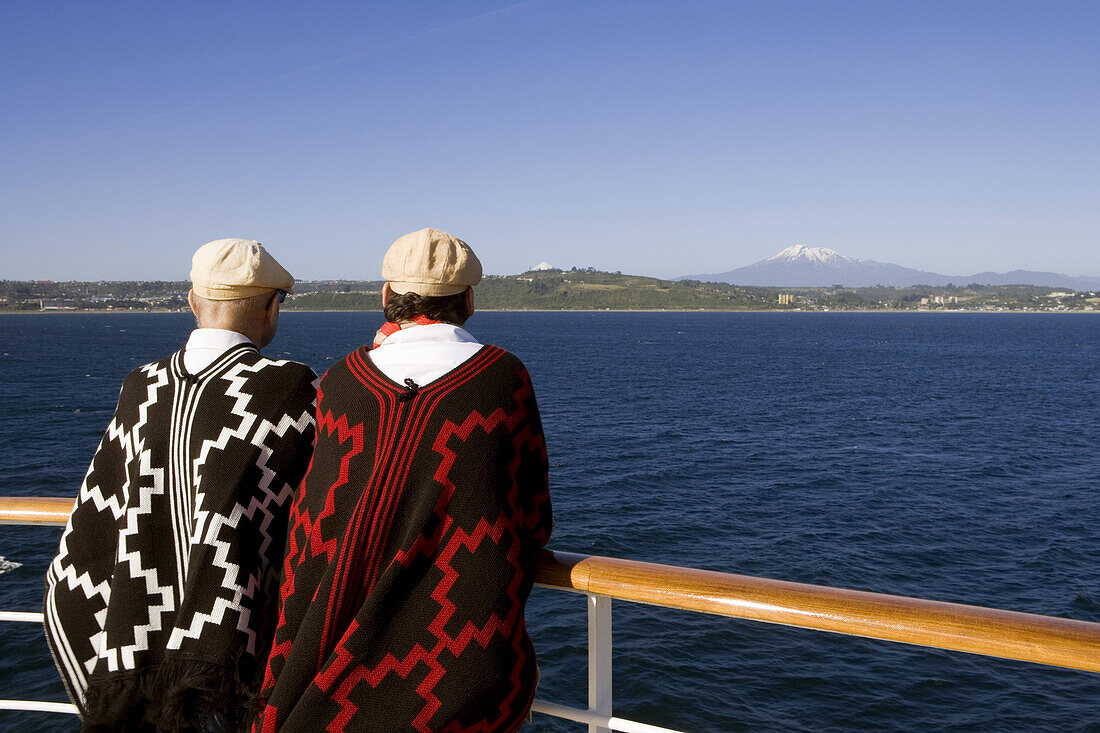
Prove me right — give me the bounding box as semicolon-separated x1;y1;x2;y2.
256;344;552;732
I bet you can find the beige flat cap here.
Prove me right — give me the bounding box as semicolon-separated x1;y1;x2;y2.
190;238;294;300
382;228;482;296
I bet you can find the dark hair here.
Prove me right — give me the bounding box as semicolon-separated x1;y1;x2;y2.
383;288;470;325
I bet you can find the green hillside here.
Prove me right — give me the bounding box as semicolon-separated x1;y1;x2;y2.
284;269;772;311
2;272;1096;312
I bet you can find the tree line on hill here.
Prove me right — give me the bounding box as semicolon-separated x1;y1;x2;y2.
2;269;1097;312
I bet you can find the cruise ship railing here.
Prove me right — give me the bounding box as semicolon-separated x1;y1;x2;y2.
4;497;1100;733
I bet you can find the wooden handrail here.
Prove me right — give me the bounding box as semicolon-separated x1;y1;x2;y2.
6;496;1100;674
536;551;1100;674
0;497;73;525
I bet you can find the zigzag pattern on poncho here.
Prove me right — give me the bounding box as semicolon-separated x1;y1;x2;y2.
255;344;552;733
44;344;317;732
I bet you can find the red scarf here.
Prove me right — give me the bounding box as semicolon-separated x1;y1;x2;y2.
371;315;442;349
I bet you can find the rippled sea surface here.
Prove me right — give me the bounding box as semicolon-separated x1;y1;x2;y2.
2;311;1099;731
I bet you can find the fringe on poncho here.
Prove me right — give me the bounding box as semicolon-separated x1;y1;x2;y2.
255;344;552;732
44;344;317;731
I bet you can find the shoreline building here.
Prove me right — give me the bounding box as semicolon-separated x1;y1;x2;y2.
39;299;78;310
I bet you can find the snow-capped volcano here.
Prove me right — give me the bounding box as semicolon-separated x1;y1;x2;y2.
680;245;1100;288
760;245;854;267
682;245;947;287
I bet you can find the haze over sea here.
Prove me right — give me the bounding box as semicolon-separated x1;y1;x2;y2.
1;311;1098;731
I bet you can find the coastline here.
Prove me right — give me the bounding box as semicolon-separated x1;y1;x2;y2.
3;308;1098;315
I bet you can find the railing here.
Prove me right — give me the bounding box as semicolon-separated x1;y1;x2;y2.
5;496;1100;732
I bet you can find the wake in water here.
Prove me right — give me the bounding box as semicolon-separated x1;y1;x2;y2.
0;556;22;575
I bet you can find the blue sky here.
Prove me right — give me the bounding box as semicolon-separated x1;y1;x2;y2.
1;0;1097;280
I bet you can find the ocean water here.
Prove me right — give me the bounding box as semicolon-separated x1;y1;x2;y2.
1;311;1098;732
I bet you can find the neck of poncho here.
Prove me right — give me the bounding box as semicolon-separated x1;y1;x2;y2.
350;341;499;397
171;342;257;381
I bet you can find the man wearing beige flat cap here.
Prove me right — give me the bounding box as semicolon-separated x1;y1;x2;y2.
45;238;318;732
257;228;552;732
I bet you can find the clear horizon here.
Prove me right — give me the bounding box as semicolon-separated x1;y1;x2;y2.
2;1;1098;281
10;241;1100;283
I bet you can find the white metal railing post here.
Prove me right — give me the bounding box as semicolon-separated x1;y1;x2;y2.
588;593;612;733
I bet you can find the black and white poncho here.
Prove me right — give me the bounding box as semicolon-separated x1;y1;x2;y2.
44;343;317;731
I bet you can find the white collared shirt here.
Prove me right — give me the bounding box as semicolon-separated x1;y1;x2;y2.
368;323;483;387
183;328;253;374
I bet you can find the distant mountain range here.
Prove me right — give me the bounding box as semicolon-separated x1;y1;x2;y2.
680;245;1100;290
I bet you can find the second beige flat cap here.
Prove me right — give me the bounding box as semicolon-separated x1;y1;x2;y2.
382;228;483;297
